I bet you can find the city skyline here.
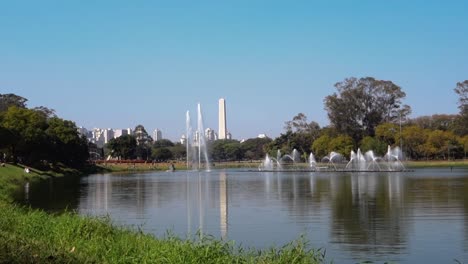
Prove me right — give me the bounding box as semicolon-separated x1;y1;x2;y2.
1;1;467;141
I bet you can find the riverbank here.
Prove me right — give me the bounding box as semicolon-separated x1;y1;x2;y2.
0;163;325;263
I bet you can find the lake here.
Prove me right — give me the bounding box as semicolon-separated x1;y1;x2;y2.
18;167;468;263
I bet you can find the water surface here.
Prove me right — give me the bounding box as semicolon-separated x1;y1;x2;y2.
20;167;468;263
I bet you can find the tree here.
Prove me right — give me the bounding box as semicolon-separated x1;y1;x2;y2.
312;134;332;159
375;123;399;145
153;139;174;148
240;137;272;160
169;143;186;160
46;117;89;167
152;147;173;161
360;136;387;156
282;113;321;155
324;77;411;143
0;106;48;164
401;126;427;160
0;93;27;112
329;135;354;158
454;80;468;135
107;135;137;160
210;139;240;161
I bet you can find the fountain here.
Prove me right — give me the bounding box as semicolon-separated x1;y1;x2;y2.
258;149;303;171
322;152;345;171
345;149;366;171
258;146;406;172
186;104;210;171
309;153;317;170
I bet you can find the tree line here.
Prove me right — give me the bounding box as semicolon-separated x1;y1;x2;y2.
0;94;89;168
2;77;466;166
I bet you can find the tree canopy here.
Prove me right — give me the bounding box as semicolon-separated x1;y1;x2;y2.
324;77;411;143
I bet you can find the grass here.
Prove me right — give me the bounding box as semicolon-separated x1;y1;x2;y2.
405;159;468;168
0;163;326;263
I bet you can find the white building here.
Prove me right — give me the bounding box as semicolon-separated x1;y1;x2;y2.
103;128;114;144
180;134;187;145
205;128;217;141
153;129;162;141
114;129;128;138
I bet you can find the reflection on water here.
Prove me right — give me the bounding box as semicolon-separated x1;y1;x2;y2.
18;168;468;263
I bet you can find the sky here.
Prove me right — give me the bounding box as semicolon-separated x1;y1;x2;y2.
1;1;467;141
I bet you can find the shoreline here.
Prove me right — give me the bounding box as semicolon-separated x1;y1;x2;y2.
0;163;325;263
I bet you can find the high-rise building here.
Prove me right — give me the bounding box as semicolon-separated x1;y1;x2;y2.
218;98;227;139
153;129;162;141
114;129;128;138
103;128;114;144
205;128;216;141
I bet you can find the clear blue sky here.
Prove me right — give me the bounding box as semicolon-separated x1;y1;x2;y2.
1;1;467;141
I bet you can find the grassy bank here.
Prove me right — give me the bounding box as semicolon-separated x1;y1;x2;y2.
0;164;325;263
405;159;468;168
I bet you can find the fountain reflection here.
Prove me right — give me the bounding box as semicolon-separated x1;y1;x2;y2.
18;167;468;263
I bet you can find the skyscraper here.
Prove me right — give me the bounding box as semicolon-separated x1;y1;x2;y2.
218;98;227;139
153;129;162;141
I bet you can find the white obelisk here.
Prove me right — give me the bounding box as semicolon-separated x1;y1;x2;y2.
218;98;227;139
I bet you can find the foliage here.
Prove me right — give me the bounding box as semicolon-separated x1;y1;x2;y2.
454;80;468;135
240;137;272;160
311;134;332;159
152;147;173;161
209;140;242;161
324;77;410;142
0;93;27;112
360;136;387;156
375;122;399;145
153;139;174;148
107;135;137;160
169;143;186;161
401;126;428;160
328;135;354;157
409;114;458;131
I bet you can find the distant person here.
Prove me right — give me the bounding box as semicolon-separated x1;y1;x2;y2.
169;163;175;172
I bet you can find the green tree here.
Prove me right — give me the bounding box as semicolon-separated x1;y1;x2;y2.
153;139;174;148
461;135;468;158
240;137;272;160
169;143;186;161
329;135;354;158
311;134;332;159
454;80;468;135
210;139;240;161
360;136;387;156
401;126;427;160
424;130;459;159
108;135;137;160
152;147;173;161
1;106;48;164
375;123;399;145
324;77;411;142
0;93;27;112
46;117;89;167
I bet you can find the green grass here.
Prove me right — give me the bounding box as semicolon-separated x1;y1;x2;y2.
0;163;326;263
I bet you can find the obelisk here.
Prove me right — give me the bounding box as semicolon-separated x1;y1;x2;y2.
218;98;227;139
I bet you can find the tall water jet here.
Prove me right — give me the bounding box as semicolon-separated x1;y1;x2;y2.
197;103;210;171
186;111;191;169
309;152;317;170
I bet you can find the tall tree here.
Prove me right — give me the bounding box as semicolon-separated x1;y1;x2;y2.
454;80;468;135
108;135;137;160
0;93;27;112
324;77;411;143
